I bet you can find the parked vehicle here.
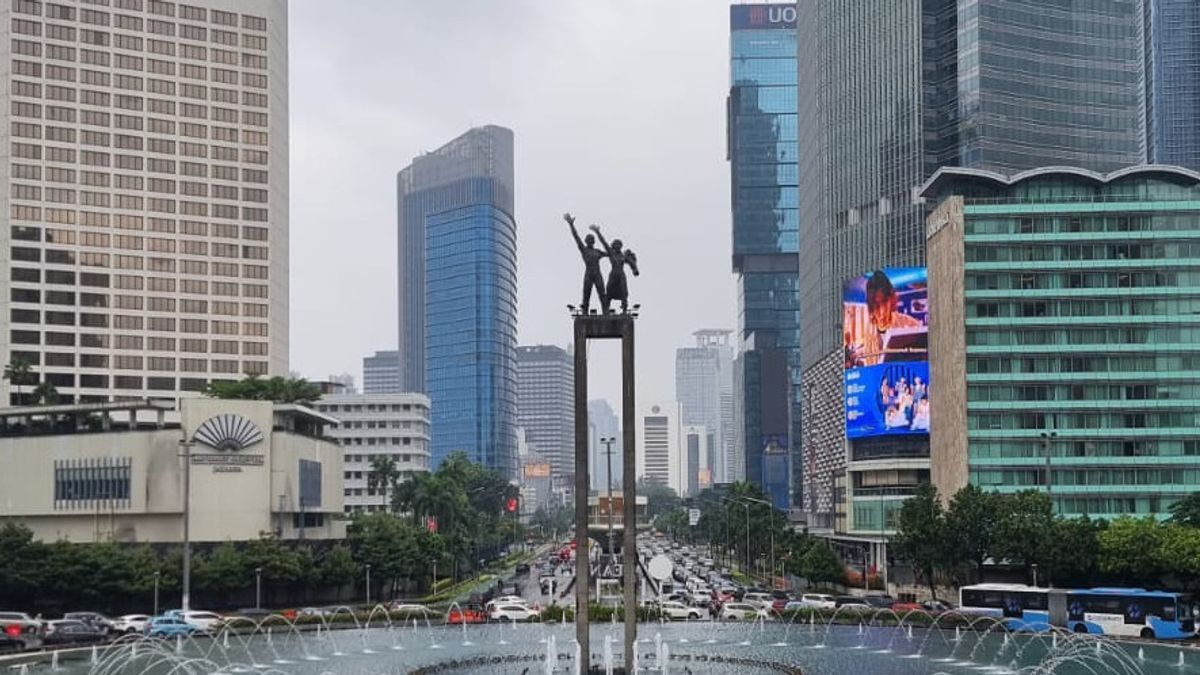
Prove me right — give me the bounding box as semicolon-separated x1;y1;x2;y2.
742;592;774;611
0;634;23;654
145;616;198;638
658;601;702;621
171;610;223;632
834;596;873;611
112;614;151;634
447;604;487;625
515;563;531;576
890;601;923;613
387;603;431;616
63;612;118;635
44;620;108;646
719;602;766;621
490;604;538;622
922;599;954;614
0;612;43;650
799;594;837;610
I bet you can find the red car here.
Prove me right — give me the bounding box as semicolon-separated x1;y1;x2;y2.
447;604;487;625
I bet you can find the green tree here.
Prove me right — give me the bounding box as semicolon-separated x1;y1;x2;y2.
653;508;689;539
367;455;401;511
639;480;681;519
798;541;844;586
1044;516;1102;586
3;357;33;405
892;483;947;599
1168;493;1200;528
1160;524;1200;585
193;541;249;601
944;484;1001;583
1098;516;1167;583
204;375;322;405
32;381;60;405
320;544;358;599
992;490;1054;574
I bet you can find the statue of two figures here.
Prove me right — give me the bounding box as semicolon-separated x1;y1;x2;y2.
565;212;640;315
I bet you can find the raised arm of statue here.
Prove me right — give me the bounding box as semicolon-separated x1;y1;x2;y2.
626;250;640;277
565;213;585;253
589;224;612;254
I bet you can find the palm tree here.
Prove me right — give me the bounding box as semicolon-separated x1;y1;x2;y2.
32;381;59;406
366;455;401;511
3;358;32;405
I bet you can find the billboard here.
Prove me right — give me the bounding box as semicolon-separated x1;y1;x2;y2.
843;267;929;439
523;462;551;479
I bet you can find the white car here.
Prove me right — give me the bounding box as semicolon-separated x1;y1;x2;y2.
490;604;538;622
179;611;223;632
719;603;767;621
387;603;431;615
658;601;703;621
492;596;529;607
113;614;151;634
800;593;837;610
742;592;774;610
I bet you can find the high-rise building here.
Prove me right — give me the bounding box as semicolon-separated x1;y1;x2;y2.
1;0;289;405
675;329;733;483
397;126;517;477
362;350;400;394
683;425;710;497
588;398;621;493
797;0;1148;532
728;4;800;507
312;393;431;515
516;344;574;482
636;401;683;496
924;165;1200;520
1145;0;1200;171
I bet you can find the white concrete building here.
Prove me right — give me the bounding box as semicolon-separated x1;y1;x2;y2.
1;0;290;405
312;393;430;514
675;330;733;484
636;401;683;496
0;397;343;543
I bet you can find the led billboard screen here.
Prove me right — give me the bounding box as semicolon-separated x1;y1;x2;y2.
843;267;929;439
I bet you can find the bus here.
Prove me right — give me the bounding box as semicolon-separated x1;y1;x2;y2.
959;584;1197;640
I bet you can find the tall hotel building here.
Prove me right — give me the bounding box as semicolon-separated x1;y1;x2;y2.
1;0;288;405
397;126;518;478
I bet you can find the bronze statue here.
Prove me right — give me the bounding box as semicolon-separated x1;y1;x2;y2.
589;224;639;314
565;213;607;314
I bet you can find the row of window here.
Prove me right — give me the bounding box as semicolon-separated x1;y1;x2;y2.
969;439;1200;459
965;213;1200;237
967;326;1200;348
17;0;267;32
974;468;1200;487
969;410;1200;431
335;436;421;447
10;268;267;297
968;383;1200;403
12;18;268;51
13;353;261;372
970;297;1200;319
16;225;266;245
34;370;265;390
15;36;266;70
968;354;1200;375
12;163;268;188
13;239;265;258
13;84;269;120
11;326;269;346
967;270;1200;292
14;145;269;171
966;240;1200;264
11;301;267;322
53;457;131;506
8;254;269;279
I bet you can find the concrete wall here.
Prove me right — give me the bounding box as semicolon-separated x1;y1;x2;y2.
926;196;969;501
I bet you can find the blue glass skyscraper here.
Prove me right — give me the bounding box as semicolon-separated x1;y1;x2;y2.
728;4;799;509
1145;0;1200;171
397;126;518;478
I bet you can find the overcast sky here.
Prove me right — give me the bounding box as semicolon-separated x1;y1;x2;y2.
289;0;737;407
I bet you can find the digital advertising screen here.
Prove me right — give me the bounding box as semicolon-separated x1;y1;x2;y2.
843;267;930;439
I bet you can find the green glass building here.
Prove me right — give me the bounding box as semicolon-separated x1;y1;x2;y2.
924;165;1200;519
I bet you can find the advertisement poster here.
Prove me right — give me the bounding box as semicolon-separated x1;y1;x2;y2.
843;268;930;439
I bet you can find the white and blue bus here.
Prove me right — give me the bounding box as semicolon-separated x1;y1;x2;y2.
959;583;1197;640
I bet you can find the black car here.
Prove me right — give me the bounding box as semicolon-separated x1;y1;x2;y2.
43;620;107;646
0;635;22;654
515;563;531;576
63;612;117;635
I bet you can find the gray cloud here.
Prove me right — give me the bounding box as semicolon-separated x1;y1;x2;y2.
289;0;737;407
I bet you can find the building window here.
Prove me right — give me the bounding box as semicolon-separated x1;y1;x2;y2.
54;457;132;508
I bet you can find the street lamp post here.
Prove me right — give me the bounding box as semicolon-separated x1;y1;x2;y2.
153;571;161;616
255;567;263;610
177;438;194;613
740;496;777;589
602;436;616;566
1040;431;1058;511
365;564;372;607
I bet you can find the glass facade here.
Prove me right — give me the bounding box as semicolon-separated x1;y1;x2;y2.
397;126;518;478
729;5;800;507
933;168;1200;519
797;0;1149;530
1145;0;1200;171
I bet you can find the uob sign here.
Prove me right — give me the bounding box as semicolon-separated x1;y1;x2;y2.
733;4;798;29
